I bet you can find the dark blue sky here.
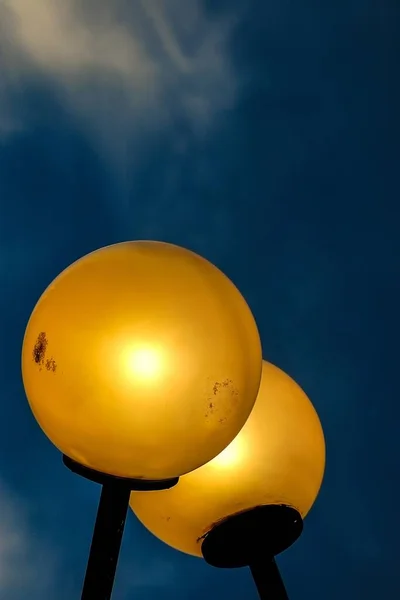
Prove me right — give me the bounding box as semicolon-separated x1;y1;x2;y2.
0;0;399;598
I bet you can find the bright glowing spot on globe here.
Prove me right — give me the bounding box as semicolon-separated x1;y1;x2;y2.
122;345;165;382
211;435;246;470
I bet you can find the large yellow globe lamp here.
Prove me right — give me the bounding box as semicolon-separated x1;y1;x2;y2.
22;240;262;480
21;240;262;600
130;360;325;598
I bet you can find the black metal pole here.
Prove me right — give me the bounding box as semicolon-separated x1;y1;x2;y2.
63;455;179;600
249;557;289;600
81;481;131;600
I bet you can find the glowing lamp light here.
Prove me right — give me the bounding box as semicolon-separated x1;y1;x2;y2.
21;240;262;480
121;344;166;383
127;347;161;378
130;360;326;557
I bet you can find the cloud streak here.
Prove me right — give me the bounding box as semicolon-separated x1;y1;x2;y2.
0;0;237;153
0;482;58;600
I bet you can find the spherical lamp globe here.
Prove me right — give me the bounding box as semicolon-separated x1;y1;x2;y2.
130;360;325;556
22;241;262;480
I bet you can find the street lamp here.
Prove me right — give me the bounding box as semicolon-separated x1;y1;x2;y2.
130;359;326;599
21;240;262;599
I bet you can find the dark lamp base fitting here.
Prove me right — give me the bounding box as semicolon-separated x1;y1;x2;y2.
63;455;179;491
63;455;179;600
201;505;303;600
201;504;302;568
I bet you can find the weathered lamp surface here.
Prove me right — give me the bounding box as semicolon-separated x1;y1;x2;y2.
130;360;325;557
22;241;262;480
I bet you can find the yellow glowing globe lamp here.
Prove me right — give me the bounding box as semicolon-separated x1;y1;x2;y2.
130;360;325;556
21;241;262;480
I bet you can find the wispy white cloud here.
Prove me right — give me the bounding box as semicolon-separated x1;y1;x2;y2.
0;0;241;262
0;482;58;599
0;0;237;155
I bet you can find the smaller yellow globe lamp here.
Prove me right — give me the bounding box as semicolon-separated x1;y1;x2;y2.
21;240;262;600
130;360;326;599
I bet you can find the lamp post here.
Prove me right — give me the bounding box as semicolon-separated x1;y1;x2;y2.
21;240;263;599
130;360;326;599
